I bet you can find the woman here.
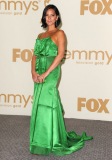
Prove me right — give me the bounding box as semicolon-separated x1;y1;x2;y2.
30;4;93;156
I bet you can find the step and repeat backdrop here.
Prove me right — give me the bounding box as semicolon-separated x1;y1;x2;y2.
0;0;112;121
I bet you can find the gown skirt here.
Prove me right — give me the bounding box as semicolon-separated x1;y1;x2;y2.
30;37;93;156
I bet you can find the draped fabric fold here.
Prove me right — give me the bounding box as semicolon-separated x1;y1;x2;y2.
30;37;93;156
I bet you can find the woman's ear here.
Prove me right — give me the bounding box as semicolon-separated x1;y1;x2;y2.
56;16;59;21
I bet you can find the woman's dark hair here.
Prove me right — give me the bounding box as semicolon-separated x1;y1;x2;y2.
41;4;61;28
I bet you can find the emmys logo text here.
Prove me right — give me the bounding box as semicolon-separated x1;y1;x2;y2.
0;93;32;108
77;97;109;113
65;50;112;65
80;0;112;15
0;0;39;15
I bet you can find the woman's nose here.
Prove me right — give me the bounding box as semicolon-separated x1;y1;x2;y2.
48;16;51;19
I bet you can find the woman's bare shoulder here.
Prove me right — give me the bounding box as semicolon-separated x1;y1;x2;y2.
57;29;65;38
57;29;65;34
56;29;66;41
37;32;44;38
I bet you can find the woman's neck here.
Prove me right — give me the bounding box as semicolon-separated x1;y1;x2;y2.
47;27;57;32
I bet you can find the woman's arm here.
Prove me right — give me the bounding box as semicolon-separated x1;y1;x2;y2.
37;30;66;83
31;55;39;82
46;30;65;74
31;32;44;82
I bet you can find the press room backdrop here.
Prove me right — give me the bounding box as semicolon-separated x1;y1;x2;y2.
0;0;112;121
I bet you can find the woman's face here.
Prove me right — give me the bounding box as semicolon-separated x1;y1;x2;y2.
45;9;58;27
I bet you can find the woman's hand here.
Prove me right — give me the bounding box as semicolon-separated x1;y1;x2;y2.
32;71;40;83
37;71;49;83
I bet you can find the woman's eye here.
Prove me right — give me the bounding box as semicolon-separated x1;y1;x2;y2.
46;14;55;16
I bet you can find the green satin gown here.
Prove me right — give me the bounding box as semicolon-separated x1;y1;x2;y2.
30;36;93;156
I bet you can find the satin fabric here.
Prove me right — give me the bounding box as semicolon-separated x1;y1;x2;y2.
30;37;93;156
